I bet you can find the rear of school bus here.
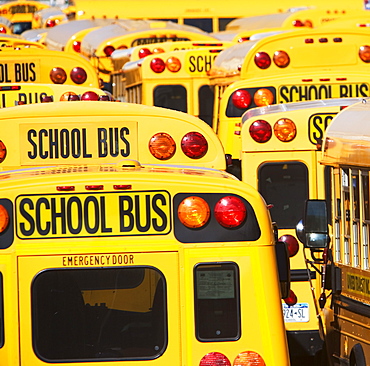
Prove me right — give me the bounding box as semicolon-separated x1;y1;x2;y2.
0;101;227;170
80;21;217;90
0;162;290;365
209;27;370;176
123;47;226;126
111;40;233;102
0;48;100;88
240;97;370;360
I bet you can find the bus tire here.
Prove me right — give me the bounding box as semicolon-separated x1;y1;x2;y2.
350;344;366;366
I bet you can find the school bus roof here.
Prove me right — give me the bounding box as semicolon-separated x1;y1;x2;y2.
81;21;216;57
209;27;370;84
44;18;122;51
0;33;45;48
321;99;370;167
0;101;226;169
21;27;48;42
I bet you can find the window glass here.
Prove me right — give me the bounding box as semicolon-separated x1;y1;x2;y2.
218;18;235;31
154;85;187;113
184;18;213;32
194;262;240;341
259;162;308;228
198;85;214;127
32;267;166;360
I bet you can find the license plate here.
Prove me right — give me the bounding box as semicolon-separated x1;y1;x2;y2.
20;122;138;165
0;61;40;83
278;82;370;103
282;303;309;323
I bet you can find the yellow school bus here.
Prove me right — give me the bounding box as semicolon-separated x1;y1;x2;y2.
0;33;45;48
122;45;231;127
67;0;366;32
296;98;370;365
0;48;100;87
0;82;112;107
0;158;291;365
112;40;232;102
0;101;227;170
209;27;370;176
80;21;218;89
240;97;370;362
31;6;68;29
0;0;49;34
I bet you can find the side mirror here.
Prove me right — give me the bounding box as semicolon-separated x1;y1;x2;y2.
296;200;330;249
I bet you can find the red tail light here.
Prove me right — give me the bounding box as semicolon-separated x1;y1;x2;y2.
150;58;166;73
181;132;208;159
60;92;80;101
41;96;53;103
359;45;370;63
70;67;87;84
81;91;99;101
284;289;298;306
103;45;115;56
46;19;57;27
279;234;299;257
72;40;81;53
0;27;6;34
254;52;271;69
249;120;272;143
139;48;152;58
292;19;304;27
0;140;6;163
231;89;252;109
214;196;246;228
200;352;231;366
50;67;67;84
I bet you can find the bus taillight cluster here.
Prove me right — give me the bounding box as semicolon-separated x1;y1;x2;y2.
150;56;181;73
149;131;208;160
178;195;246;229
50;66;87;85
231;88;275;111
199;350;265;366
249;118;297;143
254;50;290;69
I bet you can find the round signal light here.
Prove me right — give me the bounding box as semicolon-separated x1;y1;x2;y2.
214;196;246;228
149;133;176;160
181;132;208;159
41;96;53;103
166;56;181;72
279;234;299;257
72;40;81;53
254;52;271;69
139;48;152;58
50;67;67;84
253;88;274;107
178;196;210;228
292;19;304;27
359;45;370;62
103;45;115;56
60;92;80;101
46;19;57;27
153;47;165;54
249;120;272;143
70;67;87;85
0;205;9;233
81;91;99;101
0;27;6;34
274;118;297;142
304;19;313;27
150;58;166;73
273;50;290;68
234;351;266;366
231;89;252;109
284;289;298;306
200;352;231;366
0;140;7;163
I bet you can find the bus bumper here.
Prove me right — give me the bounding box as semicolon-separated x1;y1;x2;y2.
286;330;323;357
